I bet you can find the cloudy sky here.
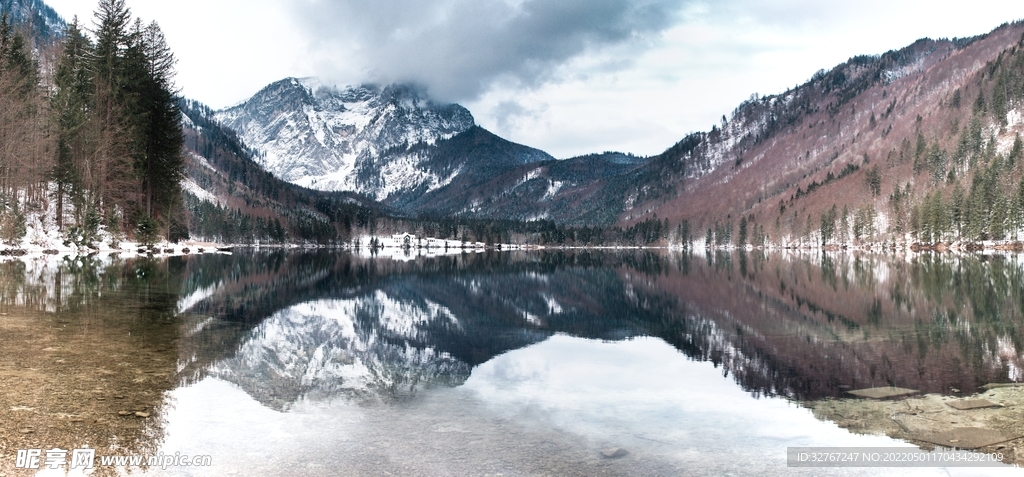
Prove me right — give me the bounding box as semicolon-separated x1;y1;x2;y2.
44;0;1024;158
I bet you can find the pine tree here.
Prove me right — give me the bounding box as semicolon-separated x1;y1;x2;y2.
913;132;927;173
134;20;183;228
991;194;1009;240
864;164;882;196
51;18;93;231
820;205;836;246
920;191;949;243
1011;134;1023;167
840;205;849;244
0;14;36;96
993;71;1009;125
89;0;134;222
927;142;946;183
1013;176;1024;240
965;173;988;240
92;0;131;89
951;182;965;237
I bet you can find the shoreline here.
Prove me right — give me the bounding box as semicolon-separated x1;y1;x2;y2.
6;238;1024;259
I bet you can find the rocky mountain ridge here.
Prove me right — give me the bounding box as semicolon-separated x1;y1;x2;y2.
215;78;477;198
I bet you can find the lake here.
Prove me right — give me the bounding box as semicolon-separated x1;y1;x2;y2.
3;249;1024;476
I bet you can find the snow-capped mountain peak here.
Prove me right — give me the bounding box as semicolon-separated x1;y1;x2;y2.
214;77;475;199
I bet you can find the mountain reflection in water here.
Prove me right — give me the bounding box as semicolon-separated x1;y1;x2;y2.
172;249;1024;409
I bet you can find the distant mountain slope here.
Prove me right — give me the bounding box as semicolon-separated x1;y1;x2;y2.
405;148;650;224
358;125;557;216
619;21;1024;247
378;126;553;214
179;99;653;244
0;0;64;43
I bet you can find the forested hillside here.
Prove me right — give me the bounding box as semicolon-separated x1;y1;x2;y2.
624;21;1024;250
0;0;63;44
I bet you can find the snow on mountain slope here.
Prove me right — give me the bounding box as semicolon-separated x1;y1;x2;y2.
215;78;474;201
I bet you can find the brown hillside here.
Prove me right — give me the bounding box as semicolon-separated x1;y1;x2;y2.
626;22;1024;247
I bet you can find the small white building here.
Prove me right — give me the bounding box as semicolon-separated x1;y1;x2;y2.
390;233;417;248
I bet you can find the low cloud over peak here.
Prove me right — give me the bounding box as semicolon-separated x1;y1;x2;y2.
289;0;686;102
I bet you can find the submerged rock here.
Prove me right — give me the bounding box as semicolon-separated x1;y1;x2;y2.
913;427;1020;450
600;448;628;459
847;386;918;399
947;399;1002;410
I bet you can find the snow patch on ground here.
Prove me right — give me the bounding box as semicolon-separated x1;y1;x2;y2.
183;178;219;205
542;180;565;201
189;152;217;172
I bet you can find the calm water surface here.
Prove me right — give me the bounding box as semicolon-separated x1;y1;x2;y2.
3;250;1024;476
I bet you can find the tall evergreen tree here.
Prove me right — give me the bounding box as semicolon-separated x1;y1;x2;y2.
951;182;965;237
1013;176;1024;239
51;17;93;230
91;0;130;90
991;194;1008;240
137;20;182;224
89;0;134;221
